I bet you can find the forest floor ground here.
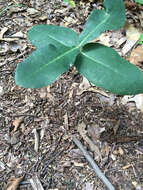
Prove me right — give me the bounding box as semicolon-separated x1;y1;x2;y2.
0;0;143;189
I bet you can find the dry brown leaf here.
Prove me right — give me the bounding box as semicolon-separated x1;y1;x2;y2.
121;94;143;113
129;46;143;66
105;143;109;156
113;120;120;135
76;76;91;95
87;124;105;141
118;147;124;155
13;117;24;132
69;148;84;159
97;33;111;47
5;176;23;190
78;122;101;160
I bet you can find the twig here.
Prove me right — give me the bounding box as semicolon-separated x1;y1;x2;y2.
33;128;39;152
72;136;115;190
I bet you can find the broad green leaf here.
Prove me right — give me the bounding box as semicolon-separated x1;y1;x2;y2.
15;44;79;88
75;43;143;95
79;0;125;46
135;0;143;5
28;24;79;48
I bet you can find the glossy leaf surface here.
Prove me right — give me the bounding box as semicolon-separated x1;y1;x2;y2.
79;0;125;46
15;24;79;88
28;24;79;48
15;44;79;88
75;43;143;95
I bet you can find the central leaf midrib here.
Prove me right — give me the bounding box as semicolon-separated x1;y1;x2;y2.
48;34;77;47
81;51;125;78
79;11;110;47
25;46;79;80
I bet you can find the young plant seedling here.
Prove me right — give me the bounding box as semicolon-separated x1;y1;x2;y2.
15;0;143;95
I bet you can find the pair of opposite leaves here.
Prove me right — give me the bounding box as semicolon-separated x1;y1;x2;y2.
15;0;143;95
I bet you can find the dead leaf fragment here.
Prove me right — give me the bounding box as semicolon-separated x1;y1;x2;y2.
76;76;91;95
27;8;40;17
78;122;101;160
13;117;24;131
11;31;26;39
97;33;111;47
105;143;109;156
0;27;8;40
5;176;23;190
113;120;120;135
122;39;138;55
69;149;84;159
121;94;143;113
118;147;124;155
82;182;94;190
129;45;143;66
10;42;21;52
88;123;105;141
0;160;6;171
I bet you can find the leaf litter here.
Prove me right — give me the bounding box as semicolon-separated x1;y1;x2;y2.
0;0;143;189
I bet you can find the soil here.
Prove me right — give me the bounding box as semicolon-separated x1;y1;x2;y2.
0;0;143;190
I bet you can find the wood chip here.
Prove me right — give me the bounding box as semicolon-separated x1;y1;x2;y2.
33;128;39;152
29;175;44;190
13;117;24;132
122;164;132;170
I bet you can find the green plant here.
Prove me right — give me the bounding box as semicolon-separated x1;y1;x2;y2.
138;34;143;44
64;0;75;7
15;0;143;95
135;0;143;5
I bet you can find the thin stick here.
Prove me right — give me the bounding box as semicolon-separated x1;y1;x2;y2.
72;136;115;190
